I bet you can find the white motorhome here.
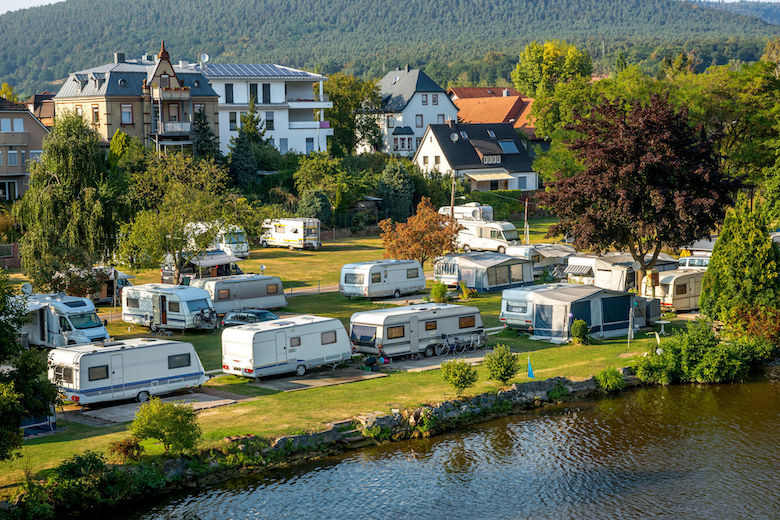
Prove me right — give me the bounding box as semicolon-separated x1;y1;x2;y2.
185;223;250;259
190;274;287;314
122;284;217;331
640;269;705;312
438;202;494;222
677;255;710;270
349;303;485;358
339;260;425;298
48;338;206;405
260;218;321;250
221;315;351;378
19;289;110;348
456;220;519;254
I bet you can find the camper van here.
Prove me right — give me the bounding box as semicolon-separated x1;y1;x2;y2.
122;284;217;331
19;289;110;348
640;269;704;312
221;315;351;378
456;221;519;254
260;218;321;250
190;274;287;314
160;250;244;284
339;260;425;298
349;303;485;358
438;203;494;222
188;223;250;259
48;338;206;405
677;255;710;270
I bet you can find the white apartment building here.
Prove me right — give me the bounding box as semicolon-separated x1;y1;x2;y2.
197;64;333;155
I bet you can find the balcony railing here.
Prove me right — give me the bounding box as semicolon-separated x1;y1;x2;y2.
151;86;191;101
0;132;28;146
286;94;330;102
288;121;331;130
153;122;191;134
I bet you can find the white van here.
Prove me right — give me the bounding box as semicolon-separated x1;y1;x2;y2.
48;338;206;405
221;315;351;378
677;255;710;270
349;303;485;358
122;284;217;331
339;260;425;298
457;221;519;254
19;289;110;348
640;269;704;312
260;218;321;250
438;202;494;222
190;274;286;314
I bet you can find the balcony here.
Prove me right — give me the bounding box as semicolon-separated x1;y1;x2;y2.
152;122;191;135
286;95;332;110
0;132;28;146
288;121;331;130
151;86;191;101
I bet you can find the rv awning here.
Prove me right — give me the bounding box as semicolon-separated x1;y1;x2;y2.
25;301;48;313
564;264;593;275
191;254;242;268
465;172;514;181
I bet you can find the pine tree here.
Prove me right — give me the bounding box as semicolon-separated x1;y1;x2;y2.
376;161;414;222
297;189;332;224
192;109;222;163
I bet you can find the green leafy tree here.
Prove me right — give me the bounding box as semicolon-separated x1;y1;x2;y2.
323;72;382;157
440;359;478;396
107;129;148;180
511;40;592;97
192;109;223;164
484;344;520;384
297;190;332;223
292;152;366;212
376;161;414;222
130;398;201;454
0;82;20;102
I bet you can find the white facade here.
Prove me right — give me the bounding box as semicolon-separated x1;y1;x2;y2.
380;92;458;157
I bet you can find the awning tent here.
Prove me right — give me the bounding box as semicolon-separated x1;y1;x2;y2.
564;264;593;276
434;252;533;292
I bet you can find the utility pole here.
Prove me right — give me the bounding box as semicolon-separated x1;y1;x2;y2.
450;173;456;220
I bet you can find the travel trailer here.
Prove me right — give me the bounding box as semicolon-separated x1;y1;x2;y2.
188;223;250;259
48;338;206;405
640;269;705;312
339;260;425;298
438;202;494;222
349;303;485;358
260;218;321;250
433;252;533;292
456;220;519;254
565;253;677;292
677;256;710;270
221;315;351;378
505;243;576;279
160;250;244;284
88;268;135;304
122;284;217;331
18;287;109;348
190;274;286;314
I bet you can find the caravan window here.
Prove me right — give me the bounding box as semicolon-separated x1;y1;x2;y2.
266;284;279;294
290;337;301;348
88;365;109;381
275;225;285;233
371;273;381;283
168;353;191;370
126;297;139;309
186;299;210;312
168;301;180;312
351;325;376;346
53;365;74;384
425;320;437;331
305;226;318;237
676;284;687;295
406;268;419;279
344;273;364;284
506;302;528;314
459;315;476;329
321;330;337;345
217;289;231;300
387;325;405;339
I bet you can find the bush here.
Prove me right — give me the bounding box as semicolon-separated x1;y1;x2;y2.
108;436;144;462
430;282;449;303
440;359;478;396
459;281;477;301
547;382;569;401
594;367;626;392
55;450;107;480
484;344;520;384
729;305;780;348
130;398;201;454
571;319;588;344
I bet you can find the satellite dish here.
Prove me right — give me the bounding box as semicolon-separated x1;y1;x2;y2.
200;53;209;64
20;283;33;295
450;132;459;142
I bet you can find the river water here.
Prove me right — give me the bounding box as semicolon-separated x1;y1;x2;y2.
127;381;779;520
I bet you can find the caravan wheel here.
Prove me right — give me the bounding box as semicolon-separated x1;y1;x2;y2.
393;289;401;298
149;322;159;333
463;245;471;253
497;246;506;254
424;346;434;357
136;391;150;403
295;365;307;376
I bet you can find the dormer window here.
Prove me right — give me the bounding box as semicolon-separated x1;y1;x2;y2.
160;74;170;88
460;130;468;139
482;155;501;165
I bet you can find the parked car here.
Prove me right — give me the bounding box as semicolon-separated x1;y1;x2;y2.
221;308;280;327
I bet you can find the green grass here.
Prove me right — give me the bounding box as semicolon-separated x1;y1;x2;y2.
510;216;562;244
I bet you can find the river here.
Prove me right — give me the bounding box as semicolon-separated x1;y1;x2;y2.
126;381;779;520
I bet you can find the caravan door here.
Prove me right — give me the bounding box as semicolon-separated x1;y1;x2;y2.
408;317;419;354
153;296;162;325
275;332;288;366
111;354;124;397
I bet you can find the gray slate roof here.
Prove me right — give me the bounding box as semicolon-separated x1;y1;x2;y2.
427;122;533;173
197;63;325;81
378;68;445;112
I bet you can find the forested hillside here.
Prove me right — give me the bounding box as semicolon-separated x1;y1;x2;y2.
0;0;777;94
705;1;780;26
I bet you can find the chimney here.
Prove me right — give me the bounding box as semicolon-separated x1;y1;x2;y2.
503;88;510;97
405;64;410;73
141;53;151;61
113;52;125;64
178;60;189;67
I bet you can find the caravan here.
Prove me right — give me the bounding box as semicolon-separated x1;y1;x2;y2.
190;274;286;314
260;218;321;250
438;202;494;222
221;315;351;378
122;284;217;331
640;269;704;312
160;250;244;284
349;303;485;358
19;288;110;348
456;220;519;254
339;260;425;298
48;338;206;405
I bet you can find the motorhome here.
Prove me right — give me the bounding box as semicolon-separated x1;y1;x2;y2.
438;202;494;222
160;250;244;284
677;255;710;270
505;243;576;279
48;338;206;405
19;288;109;348
456;220;519;254
221;315;351;378
260;218;321;250
349;303;485;358
188;223;250;259
339;260;425;298
640;269;704;312
122;284;217;331
190;274;286;314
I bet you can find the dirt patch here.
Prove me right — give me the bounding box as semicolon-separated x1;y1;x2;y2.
619;352;640;358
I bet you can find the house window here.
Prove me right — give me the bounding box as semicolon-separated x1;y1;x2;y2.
169;104;179;122
249;83;258;103
0;119;10;132
415;114;423;128
266;284;279;294
194;103;205;114
30;150;42;162
265;111;274;130
487;129;496;138
321;330;337;345
406;268;419;279
168;353;191;370
434;156;440;166
262;83;271;104
91;105;99;124
88;365;109;381
126;297;139;309
407;137;413;149
371;272;381;283
423;156;428;166
490;180;499;191
121;104;133;124
12;118;23;132
224;83;234;103
0;181;17;201
75;105;82;117
20;150;25;166
517;176;527;190
168;301;180;312
160;74;170;88
416;137;422;149
229;112;238;131
290;336;301;348
7;151;17;167
386;115;394;128
421;94;428;105
460;130;468;139
217;289;231;300
279;138;288;154
432;94;438;105
425;320;437;331
393;138;399;151
386;325;405;339
459;315;476;329
437;114;445;124
306;138;314;154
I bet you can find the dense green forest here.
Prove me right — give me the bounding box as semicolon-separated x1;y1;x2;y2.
705;1;780;26
0;0;777;95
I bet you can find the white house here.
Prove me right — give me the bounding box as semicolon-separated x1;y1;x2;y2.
197;63;333;155
413;121;539;191
367;66;458;157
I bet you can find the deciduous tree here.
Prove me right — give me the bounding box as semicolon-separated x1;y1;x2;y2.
0;82;20;102
323;72;382;157
511;40;592;97
297;190;332;224
130;398;201;454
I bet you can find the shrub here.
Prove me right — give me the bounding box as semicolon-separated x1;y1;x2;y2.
108;436;144;462
484;344;520;384
571;319;588;344
440;359;478;396
55;450;107;480
430;282;449;303
459;281;477;301
130;398;201;454
547;382;569;401
729;305;780;348
594;367;626;393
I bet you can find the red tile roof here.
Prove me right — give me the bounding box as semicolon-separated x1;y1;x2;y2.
453;95;537;137
447;86;521;99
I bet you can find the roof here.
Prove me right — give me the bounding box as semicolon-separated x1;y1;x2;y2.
392;126;415;135
127;284;210;298
197;63;325;81
439;252;529;269
0;97;29;112
454;96;527;128
225;315;338;334
503;283;624;304
350;303;478;324
189;274;281;286
685;236;718;252
55;337;183;354
658;269;705;284
378;67;446;112
447;87;521;99
342;259;419;269
424;122;533;173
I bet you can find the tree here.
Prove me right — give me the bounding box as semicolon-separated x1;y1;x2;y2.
699;199;780;321
510;40;592;97
228;98;280;190
379;197;460;268
440;359;478;396
484;344;520;384
323;72;382;157
293;152;366;212
542;94;736;287
0;82;20;102
613;51;628;76
376;161;414;222
297;190;332;223
192;109;223;164
130;398;201;454
760;37;780;78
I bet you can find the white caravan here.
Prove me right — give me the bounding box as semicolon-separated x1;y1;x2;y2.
122;284;217;331
456;221;519;254
48;338;206;405
640;269;705;312
221;315;351;378
260;218;321;250
438;202;494;222
339;260;425;298
349;303;485;358
190;274;287;314
19;289;109;348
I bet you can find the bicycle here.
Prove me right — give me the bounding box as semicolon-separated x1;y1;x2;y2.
434;335;466;356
